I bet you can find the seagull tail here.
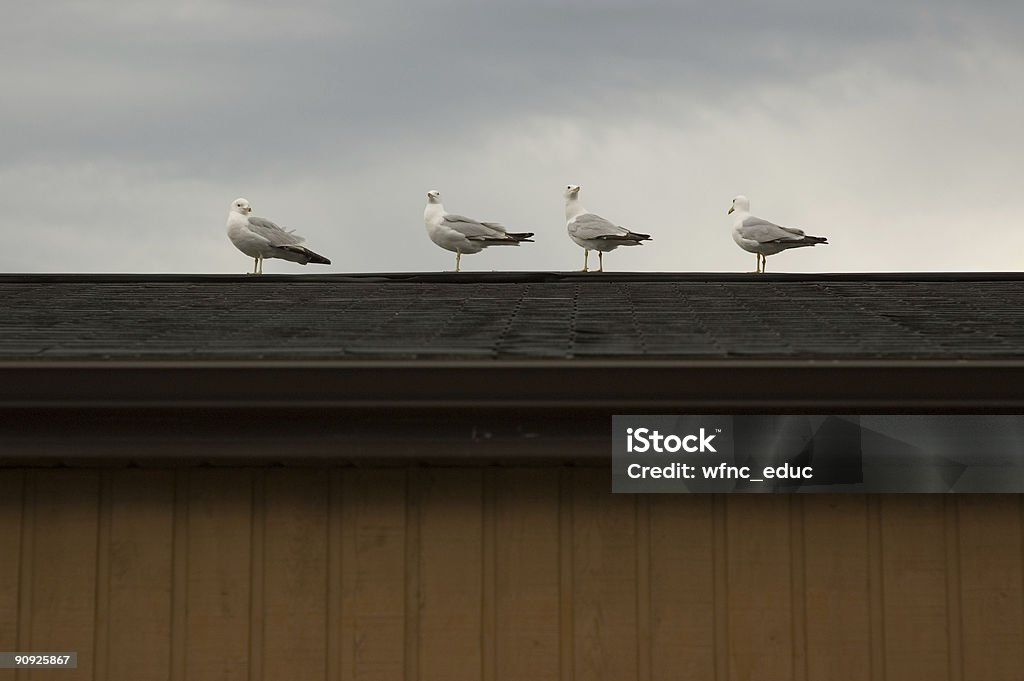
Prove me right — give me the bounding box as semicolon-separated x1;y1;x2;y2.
280;244;332;265
507;232;535;243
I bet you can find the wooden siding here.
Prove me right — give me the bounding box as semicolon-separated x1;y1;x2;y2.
1;468;1023;681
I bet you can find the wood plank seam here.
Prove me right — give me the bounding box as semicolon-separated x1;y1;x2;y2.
15;472;34;681
92;471;112;681
789;496;808;681
404;469;421;681
248;470;266;681
481;469;497;681
327;469;343;681
712;495;728;681
635;495;651;681
559;468;574;681
867;496;885;681
170;470;188;681
944;497;963;681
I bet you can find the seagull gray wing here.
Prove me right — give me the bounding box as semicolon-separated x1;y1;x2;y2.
569;213;629;239
247;216;306;246
442;214;508;240
738;216;807;244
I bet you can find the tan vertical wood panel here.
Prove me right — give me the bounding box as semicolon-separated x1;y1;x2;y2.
726;495;793;681
170;470;188;681
327;469;346;681
493;469;560;681
957;496;1024;680
635;496;651;681
15;471;35;681
417;470;483;681
16;466;1024;681
482;471;497;681
711;496;728;681
866;496;885;681
647;495;715;681
92;475;110;681
27;470;99;681
880;496;949;680
249;473;265;681
943;499;963;681
404;470;421;681
348;469;408;681
801;496;871;680
185;470;252;681
558;470;574;681
107;471;176;681
572;468;637;681
262;470;329;681
0;471;23;681
788;498;807;681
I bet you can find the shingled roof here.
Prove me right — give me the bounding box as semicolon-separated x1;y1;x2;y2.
3;272;1024;460
2;272;1023;361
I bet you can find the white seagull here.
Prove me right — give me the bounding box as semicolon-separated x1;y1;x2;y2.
729;195;827;273
225;198;331;274
423;190;534;272
564;185;651;272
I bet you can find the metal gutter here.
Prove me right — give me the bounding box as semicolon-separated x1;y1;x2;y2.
2;359;1023;410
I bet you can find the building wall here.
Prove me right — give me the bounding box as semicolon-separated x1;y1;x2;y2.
1;468;1023;681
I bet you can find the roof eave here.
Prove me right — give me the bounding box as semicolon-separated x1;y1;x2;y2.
2;359;1023;410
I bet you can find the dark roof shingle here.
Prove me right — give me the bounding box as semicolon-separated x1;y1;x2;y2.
2;272;1023;361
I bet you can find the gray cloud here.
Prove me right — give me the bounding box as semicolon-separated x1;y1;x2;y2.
1;1;1023;272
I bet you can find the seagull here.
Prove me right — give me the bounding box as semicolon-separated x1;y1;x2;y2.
564;185;651;272
423;190;534;272
225;198;331;274
729;196;827;273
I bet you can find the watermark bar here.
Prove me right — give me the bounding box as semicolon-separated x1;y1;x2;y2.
0;653;77;668
612;415;1024;493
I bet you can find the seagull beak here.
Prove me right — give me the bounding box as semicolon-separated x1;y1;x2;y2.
727;206;734;214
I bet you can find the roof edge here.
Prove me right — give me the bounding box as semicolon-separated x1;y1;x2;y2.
3;360;1024;409
2;271;1024;284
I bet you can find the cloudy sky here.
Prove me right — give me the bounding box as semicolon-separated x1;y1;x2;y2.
2;1;1023;273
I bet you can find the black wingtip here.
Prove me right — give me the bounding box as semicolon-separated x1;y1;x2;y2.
304;250;332;265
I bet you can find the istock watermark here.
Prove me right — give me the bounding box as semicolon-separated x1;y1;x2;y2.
613;416;739;493
612;415;1024;493
625;427;718;453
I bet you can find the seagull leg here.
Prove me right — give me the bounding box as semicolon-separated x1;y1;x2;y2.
258;256;264;275
598;251;604;272
754;253;760;273
581;249;589;272
761;255;767;273
455;251;461;272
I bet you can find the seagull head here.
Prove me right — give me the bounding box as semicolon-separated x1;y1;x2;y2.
231;198;252;215
564;185;581;199
728;195;750;215
426;190;442;204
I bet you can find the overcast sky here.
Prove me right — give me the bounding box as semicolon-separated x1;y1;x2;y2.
2;1;1023;273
